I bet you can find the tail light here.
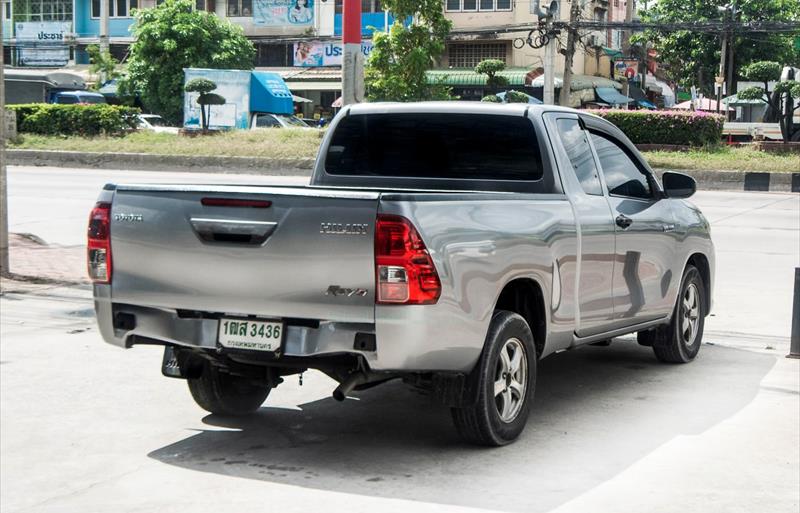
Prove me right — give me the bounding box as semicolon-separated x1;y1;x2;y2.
375;214;441;305
87;202;112;283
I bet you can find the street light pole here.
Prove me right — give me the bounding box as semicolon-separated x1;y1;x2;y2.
341;0;364;106
100;0;110;54
1;25;8;277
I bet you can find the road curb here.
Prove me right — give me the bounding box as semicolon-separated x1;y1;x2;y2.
7;149;315;176
8;149;799;192
655;169;800;192
650;169;799;193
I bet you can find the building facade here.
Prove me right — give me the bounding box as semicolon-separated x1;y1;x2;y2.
2;0;627;112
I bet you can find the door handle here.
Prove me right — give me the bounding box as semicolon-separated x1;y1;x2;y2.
190;217;277;245
615;214;633;229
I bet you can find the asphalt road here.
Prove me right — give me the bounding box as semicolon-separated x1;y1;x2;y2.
6;165;800;342
1;166;799;513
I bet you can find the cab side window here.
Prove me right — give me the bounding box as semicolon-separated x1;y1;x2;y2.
255;115;280;128
590;133;652;199
555;118;603;196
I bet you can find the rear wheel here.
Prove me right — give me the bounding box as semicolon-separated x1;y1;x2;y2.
638;265;706;363
451;310;537;446
187;361;271;416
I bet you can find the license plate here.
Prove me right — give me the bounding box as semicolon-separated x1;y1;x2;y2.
218;318;283;352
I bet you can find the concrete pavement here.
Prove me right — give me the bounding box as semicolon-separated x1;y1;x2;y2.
1;165;798;513
1;287;797;513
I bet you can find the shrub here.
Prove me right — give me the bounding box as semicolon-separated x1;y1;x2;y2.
481;94;502;103
504;90;530;103
8;104;140;136
587;109;724;146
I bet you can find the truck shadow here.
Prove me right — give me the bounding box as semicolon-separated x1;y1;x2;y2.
148;342;774;512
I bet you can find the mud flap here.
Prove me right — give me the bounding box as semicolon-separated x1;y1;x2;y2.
433;371;480;408
161;346;185;378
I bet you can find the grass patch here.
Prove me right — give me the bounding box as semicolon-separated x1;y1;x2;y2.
9;131;799;173
641;146;799;173
10;129;323;160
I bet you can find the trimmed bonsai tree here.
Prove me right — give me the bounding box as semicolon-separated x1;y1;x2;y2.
184;78;225;131
737;61;800;142
475;59;509;94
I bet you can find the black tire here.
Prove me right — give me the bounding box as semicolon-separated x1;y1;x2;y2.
451;310;537;446
187;361;271;416
638;265;706;363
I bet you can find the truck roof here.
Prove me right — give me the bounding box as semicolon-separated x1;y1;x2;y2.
3;69;86;89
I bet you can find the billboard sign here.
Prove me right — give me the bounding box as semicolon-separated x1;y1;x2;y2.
293;41;374;67
254;0;314;27
15;22;71;67
613;59;639;81
183;69;251;130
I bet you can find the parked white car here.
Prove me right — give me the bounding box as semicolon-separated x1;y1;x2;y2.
138;114;180;134
250;112;313;129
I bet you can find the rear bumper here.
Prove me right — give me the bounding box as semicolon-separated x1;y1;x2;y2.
95;286;376;366
93;285;479;373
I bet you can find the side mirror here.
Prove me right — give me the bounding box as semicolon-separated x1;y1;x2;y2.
662;171;696;199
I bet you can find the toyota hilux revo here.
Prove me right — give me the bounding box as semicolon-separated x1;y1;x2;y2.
90;102;714;446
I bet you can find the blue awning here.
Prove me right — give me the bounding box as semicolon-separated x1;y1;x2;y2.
250;71;293;115
596;87;633;105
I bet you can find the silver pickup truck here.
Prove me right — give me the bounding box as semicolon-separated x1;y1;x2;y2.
90;102;714;446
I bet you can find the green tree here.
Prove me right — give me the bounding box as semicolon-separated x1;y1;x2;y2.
365;0;453;101
737;61;800;142
635;0;800;94
122;0;254;124
475;59;508;94
86;44;120;88
184;78;227;131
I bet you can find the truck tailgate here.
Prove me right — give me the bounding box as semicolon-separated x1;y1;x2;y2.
110;185;380;323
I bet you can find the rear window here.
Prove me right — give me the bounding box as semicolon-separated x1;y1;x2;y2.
325;113;543;181
79;95;106;104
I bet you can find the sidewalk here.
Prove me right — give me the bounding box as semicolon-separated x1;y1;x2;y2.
2;233;88;289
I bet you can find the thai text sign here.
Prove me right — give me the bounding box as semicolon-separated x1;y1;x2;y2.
15;22;70;67
293;41;374;67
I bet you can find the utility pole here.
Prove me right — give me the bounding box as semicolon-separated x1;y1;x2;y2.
559;0;581;107
622;0;634;55
100;0;110;54
1;22;9;277
341;0;364;106
533;1;560;105
716;3;737;116
716;31;726;114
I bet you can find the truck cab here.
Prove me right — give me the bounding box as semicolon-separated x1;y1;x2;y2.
51;90;107;105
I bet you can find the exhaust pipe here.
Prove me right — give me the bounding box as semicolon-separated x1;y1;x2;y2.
332;372;368;401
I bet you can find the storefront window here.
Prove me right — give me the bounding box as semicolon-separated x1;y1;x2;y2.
227;0;251;16
448;42;507;68
335;0;382;14
90;0;138;18
15;0;73;21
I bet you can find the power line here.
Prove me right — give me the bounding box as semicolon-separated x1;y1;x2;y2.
450;20;800;37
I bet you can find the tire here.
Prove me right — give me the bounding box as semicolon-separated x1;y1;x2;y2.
639;265;706;363
187;361;271;416
451;310;537;446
